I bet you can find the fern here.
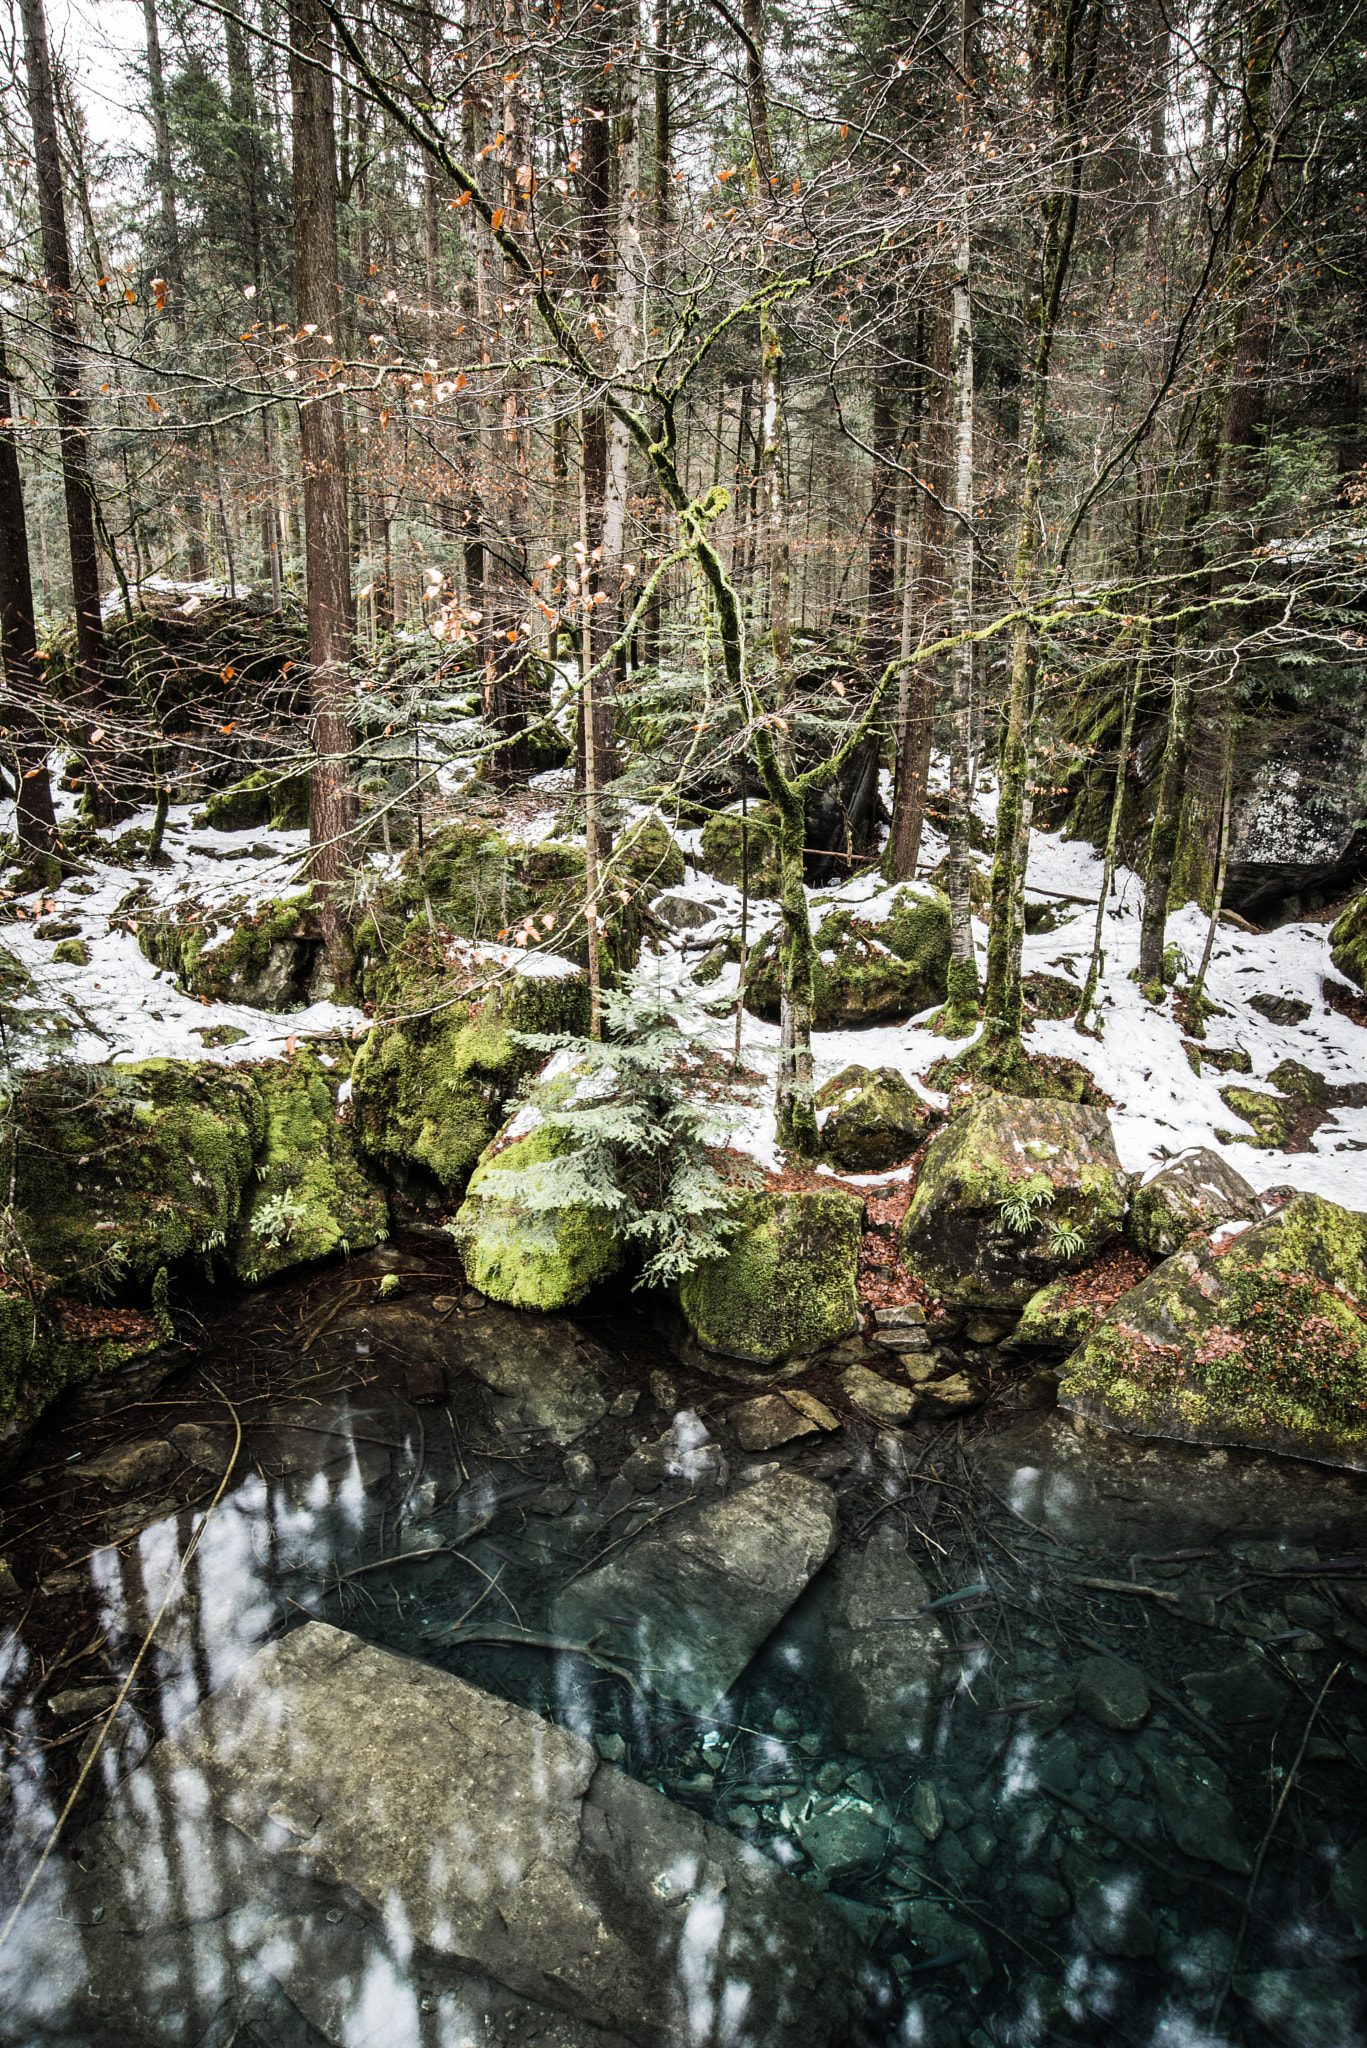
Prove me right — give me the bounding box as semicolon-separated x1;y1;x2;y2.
998;1175;1053;1235
1048;1222;1087;1260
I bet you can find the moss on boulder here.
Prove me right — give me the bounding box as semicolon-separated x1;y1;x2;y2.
136;891;320;1011
1059;1193;1367;1470
195;767;310;834
1330;891;1367;992
817;1065;938;1173
1014;1277;1104;1350
699;806;783;896
1129;1149;1263;1260
453;1118;622;1310
675;1187;864;1371
899;1096;1129;1307
0;1293;165;1458
1216;1083;1299;1150
350;957;588;1203
746;888;950;1027
234;1050;389;1283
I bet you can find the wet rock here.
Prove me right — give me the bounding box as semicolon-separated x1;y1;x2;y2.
784;1389;840;1431
554;1470;839;1713
1062;1852;1158;1957
935;1830;978;1887
1331;1837;1367;1934
729;1393;819;1452
795;1799;888;1875
890;1899;991;1995
916;1373;984;1416
964;1821;997;1868
820;1521;946;1758
167;1421;235;1475
452;1310;612;1445
102;1620;869;2047
47;1684;118;1721
1016;1874;1071;1921
82;1438;176;1494
815;1064;937;1172
1059;1192;1367;1470
1075;1655;1150;1731
909;1781;943;1841
841;1362;918;1423
674;1187;863;1376
1129;1148;1263;1260
1180;1652;1289;1725
964;1315;1014;1345
563;1449;596;1491
1139;1744;1251;1873
900;1096;1128;1307
1232;1969;1364;2048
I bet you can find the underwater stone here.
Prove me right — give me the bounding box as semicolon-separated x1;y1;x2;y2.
909;1781;943;1842
840;1362;918;1424
1139;1744;1251;1874
451;1309;611;1446
728;1393;819;1452
82;1438;176;1494
1075;1655;1150;1731
1232;1969;1365;2048
820;1520;946;1759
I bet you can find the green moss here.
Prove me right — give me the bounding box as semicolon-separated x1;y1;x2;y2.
350;963;589;1200
0;1292;157;1443
454;1119;622;1310
746;888;950;1026
618;816;685;893
234;1050;389;1283
699;806;782;897
816;1064;937;1172
51;939;90;967
1330;892;1367;993
137;891;318;1011
195;767;310;834
1061;1194;1367;1467
1015;1276;1103;1348
1217;1084;1298;1149
675;1186;864;1366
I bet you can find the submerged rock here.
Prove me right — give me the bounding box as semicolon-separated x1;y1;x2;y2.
820;1520;946;1758
554;1470;840;1713
1129;1148;1263;1260
899;1096;1128;1307
1059;1192;1367;1470
745;887;950;1026
816;1064;938;1172
674;1186;863;1376
452;1309;612;1444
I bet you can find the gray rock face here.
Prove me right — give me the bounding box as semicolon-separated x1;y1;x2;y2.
654;891;725;933
1225;714;1367;919
819;1521;945;1758
1129;1148;1263;1260
120;1622;870;2048
452;1309;612;1444
554;1471;840;1714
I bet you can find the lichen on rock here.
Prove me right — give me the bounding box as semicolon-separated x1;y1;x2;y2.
1059;1192;1367;1469
674;1185;864;1372
899;1095;1129;1306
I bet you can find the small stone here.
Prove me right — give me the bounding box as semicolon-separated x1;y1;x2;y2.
533;1486;575;1516
964;1316;1013;1345
909;1780;943;1842
0;1557;21;1601
783;1390;840;1432
376;1273;403;1300
772;1705;799;1734
1330;1837;1367;1934
815;1762;844;1795
462;1290;488;1309
1017;1874;1071;1921
1141;1747;1250;1873
430;1294;462;1313
1076;1655;1150;1731
48;1684;118;1722
876;1328;930;1354
964;1821;998;1868
648;1370;677;1412
940;1792;974;1831
936;1830;978;1887
728;1804;760;1830
39;1570;83;1598
1181;1653;1288;1726
729;1394;819;1453
916;1373;984;1416
877;1304;926;1329
563;1449;596;1491
83;1438;177;1494
608;1388;639;1418
168;1422;234;1476
840;1363;917;1423
796;1801;887;1874
1064;1852;1158;1956
595;1732;626;1763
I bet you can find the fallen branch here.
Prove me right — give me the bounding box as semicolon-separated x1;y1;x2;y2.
425;1622;646;1697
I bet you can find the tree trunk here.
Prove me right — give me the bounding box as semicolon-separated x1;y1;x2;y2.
576;25;614;791
888;302;946;880
19;0;106;717
290;0;357;976
0;318;58;863
943;205;979;1031
143;0;206;578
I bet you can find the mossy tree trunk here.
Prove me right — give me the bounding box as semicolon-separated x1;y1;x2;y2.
1075;626;1143;1032
0;316;59;867
942;114;980;1033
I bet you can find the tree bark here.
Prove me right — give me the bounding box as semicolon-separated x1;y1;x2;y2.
143;0;206;578
290;0;357;976
943;196;979;1031
0;319;58;862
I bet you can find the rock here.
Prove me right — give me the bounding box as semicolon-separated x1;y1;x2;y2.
729;1393;819;1452
47;1684;118;1721
1139;1744;1250;1873
899;1096;1128;1307
916;1373;984;1416
353;954;589;1201
82;1437;177;1494
674;1186;863;1375
699;804;783;896
1249;990;1312;1027
1330;1837;1367;1934
554;1471;839;1713
1224;713;1367;920
891;1899;991;1995
1062;1852;1158;1957
0;1557;21;1600
1232;1969;1365;2048
841;1362;918;1423
1012;1277;1101;1349
1179;1653;1289;1725
51;937;89;966
964;1314;1014;1345
795;1799;888;1875
1129;1148;1263;1260
104;1620;870;2047
167;1421;235;1475
1330;889;1367;991
784;1389;840;1431
745;887;950;1027
1059;1192;1367;1470
137;891;324;1010
454;1116;623;1311
653;891;725;932
820;1521;946;1758
648;1368;677;1411
451;1310;611;1445
909;1780;943;1841
1074;1655;1149;1730
1217;1081;1301;1149
1017;1874;1072;1920
563;1449;596;1490
233;1050;389;1283
1268;1058;1333;1103
815;1064;937;1172
195;766;310;833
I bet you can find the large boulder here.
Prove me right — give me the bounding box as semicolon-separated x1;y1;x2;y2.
819;1520;946;1759
351;954;588;1202
453;1118;623;1311
194;766;310;833
554;1470;841;1714
817;1063;938;1172
136;890;323;1011
899;1096;1128;1307
232;1050;388;1284
674;1186;864;1375
745;887;950;1027
1223;714;1367;920
1331;890;1367;991
1059;1192;1367;1470
1129;1148;1263;1260
699;804;783;896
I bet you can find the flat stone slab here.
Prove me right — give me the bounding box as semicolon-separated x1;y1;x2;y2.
819;1520;945;1758
91;1621;867;2047
554;1471;841;1713
450;1309;612;1444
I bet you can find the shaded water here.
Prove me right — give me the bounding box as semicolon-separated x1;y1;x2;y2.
2;1261;1365;2047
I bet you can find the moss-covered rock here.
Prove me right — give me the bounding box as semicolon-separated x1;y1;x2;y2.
350;958;589;1203
618;816;686;894
1014;1277;1104;1349
817;1065;938;1173
1129;1149;1263;1261
1330;891;1367;992
1059;1193;1367;1470
0;1294;165;1458
899;1096;1128;1307
675;1187;864;1370
1216;1083;1299;1150
234;1051;389;1283
453;1119;622;1310
699;806;783;897
746;888;950;1027
194;767;310;834
137;891;320;1011
51;938;90;967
